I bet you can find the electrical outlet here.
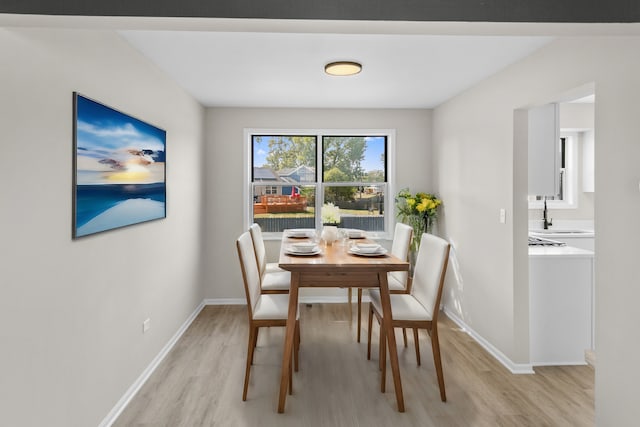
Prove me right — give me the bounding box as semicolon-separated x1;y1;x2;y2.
499;208;506;224
143;318;151;333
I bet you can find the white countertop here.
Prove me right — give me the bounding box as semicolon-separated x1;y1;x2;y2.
529;230;594;239
529;245;594;258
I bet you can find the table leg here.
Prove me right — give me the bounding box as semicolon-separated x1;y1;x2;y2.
378;272;405;412
278;272;300;413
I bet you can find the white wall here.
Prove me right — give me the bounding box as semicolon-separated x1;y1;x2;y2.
0;28;205;427
203;108;431;300
433;36;640;425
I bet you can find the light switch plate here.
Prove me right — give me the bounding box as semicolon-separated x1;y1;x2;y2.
499;208;506;224
143;318;151;333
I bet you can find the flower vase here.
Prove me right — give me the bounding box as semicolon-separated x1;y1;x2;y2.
321;225;338;246
424;216;434;235
407;216;434;277
408;249;418;278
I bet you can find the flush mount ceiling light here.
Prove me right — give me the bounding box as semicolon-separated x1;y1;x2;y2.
324;61;362;76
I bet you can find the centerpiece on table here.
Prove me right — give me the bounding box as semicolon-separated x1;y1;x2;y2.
320;202;341;244
395;188;442;252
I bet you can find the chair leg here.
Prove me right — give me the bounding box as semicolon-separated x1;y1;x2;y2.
294;320;300;372
430;326;446;402
413;328;421;366
378;316;383;371
288;350;293;395
243;326;257;401
402;328;408;347
357;288;363;342
367;303;374;360
250;327;259;364
380;321;387;393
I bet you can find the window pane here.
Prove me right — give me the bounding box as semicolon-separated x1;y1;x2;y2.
529;137;568;202
252;184;316;232
252;185;316;213
323;136;386;182
252;136;317;232
253;135;316;184
323;185;385;232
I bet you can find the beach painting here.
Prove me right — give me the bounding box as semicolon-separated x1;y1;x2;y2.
73;93;166;238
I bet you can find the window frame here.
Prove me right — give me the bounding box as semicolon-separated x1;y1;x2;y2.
245;128;396;240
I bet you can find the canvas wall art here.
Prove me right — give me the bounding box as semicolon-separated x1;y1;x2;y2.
73;93;166;238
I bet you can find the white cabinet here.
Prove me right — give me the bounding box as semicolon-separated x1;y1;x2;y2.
582;130;595;193
529;250;594;365
528;103;560;196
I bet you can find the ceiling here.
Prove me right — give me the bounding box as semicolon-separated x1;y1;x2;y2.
120;30;553;109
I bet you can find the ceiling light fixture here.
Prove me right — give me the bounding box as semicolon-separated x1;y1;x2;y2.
324;61;362;76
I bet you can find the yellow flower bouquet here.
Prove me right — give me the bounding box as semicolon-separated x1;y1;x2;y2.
396;188;442;250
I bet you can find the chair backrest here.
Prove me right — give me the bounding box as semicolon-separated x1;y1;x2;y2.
411;233;451;322
236;231;261;319
249;223;267;277
389;223;413;288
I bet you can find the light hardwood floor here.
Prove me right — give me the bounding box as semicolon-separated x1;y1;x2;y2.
114;304;594;427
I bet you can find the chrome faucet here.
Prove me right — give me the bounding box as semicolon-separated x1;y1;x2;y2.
543;198;552;229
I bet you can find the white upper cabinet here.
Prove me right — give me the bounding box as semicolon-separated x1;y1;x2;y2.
582;130;595;193
528;103;560;196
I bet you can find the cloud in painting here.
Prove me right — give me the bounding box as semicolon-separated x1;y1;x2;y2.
77;120;165;153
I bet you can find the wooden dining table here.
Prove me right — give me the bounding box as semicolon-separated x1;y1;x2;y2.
277;230;410;413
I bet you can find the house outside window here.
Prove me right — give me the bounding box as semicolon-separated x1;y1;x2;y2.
247;130;394;236
265;186;278;195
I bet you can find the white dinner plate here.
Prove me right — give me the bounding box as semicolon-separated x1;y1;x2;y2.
286;229;314;238
346;229;366;239
348;247;388;257
284;247;322;256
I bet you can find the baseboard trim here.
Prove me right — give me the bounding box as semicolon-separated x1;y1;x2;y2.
99;300;206;427
443;307;534;375
585;349;596;367
203;298;245;305
532;360;588;367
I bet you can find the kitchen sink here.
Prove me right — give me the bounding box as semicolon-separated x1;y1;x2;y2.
528;236;566;246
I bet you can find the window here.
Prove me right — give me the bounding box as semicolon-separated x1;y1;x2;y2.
528;134;577;209
247;131;393;236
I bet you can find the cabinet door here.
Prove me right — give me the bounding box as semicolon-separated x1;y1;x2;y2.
528;103;559;196
582;130;595;193
530;256;593;365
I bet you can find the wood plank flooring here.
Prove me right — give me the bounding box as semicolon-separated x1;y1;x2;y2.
114;304;594;427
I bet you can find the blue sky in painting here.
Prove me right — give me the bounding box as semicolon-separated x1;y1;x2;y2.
76;95;165;156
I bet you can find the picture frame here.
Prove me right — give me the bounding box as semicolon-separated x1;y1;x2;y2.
73;93;166;238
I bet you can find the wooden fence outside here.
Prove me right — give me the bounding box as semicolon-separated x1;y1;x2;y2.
254;215;384;232
253;195;307;214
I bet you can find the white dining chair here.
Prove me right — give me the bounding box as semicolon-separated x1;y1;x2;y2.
249;223;291;294
367;232;451;402
355;223;413;342
236;231;300;401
